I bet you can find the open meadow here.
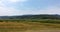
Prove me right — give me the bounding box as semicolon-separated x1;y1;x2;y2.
0;19;60;32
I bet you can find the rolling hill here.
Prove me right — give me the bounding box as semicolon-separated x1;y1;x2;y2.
0;14;60;19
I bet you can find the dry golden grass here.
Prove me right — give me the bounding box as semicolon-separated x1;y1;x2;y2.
0;22;60;32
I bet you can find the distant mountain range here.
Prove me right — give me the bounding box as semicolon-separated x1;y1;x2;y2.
0;14;60;19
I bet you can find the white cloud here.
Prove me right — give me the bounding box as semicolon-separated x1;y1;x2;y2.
0;7;21;16
0;2;60;16
0;1;18;16
0;0;5;6
0;0;60;16
8;0;27;3
31;7;60;14
0;0;27;2
0;0;28;16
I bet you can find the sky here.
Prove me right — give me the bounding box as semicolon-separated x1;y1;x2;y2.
0;0;60;16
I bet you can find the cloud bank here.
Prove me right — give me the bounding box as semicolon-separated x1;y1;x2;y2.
0;0;27;16
0;0;60;16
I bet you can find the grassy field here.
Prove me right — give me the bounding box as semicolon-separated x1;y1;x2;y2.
0;19;60;32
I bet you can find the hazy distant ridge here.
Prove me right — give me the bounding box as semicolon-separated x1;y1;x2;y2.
0;14;60;19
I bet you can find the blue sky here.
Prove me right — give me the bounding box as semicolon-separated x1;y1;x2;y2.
0;0;60;16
